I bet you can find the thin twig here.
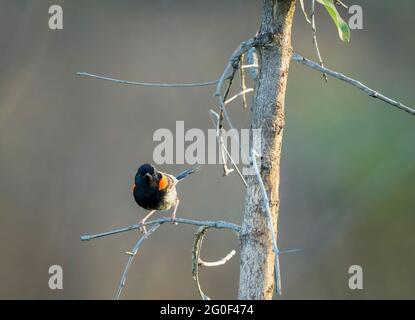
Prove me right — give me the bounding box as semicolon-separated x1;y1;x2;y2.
192;227;211;300
209;110;248;186
114;223;161;300
279;248;302;255
239;55;249;109
220;76;235;130
209;110;234;176
292;53;415;116
212;35;271;179
251;149;282;295
191;226;237;300
334;0;348;9
215;34;272;130
241;64;258;69
199;250;236;267
310;0;328;82
80;217;240;241
76;72;221;88
220;144;248;187
225;88;254;105
217;77;236;176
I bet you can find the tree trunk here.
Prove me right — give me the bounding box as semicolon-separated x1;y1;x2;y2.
239;0;296;300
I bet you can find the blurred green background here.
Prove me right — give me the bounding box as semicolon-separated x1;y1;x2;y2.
0;0;414;299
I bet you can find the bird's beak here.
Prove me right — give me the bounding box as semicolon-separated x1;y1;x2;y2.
145;173;152;179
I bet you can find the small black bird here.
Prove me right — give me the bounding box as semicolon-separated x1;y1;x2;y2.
133;163;200;232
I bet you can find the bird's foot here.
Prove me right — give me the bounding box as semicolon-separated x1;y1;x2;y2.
170;215;178;225
138;221;147;234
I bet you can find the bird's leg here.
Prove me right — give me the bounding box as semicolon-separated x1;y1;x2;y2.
170;198;179;225
139;210;156;233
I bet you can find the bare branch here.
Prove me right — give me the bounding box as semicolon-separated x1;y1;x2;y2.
115;223;161;300
209;110;235;176
192;226;237;300
292;53;415;116
219;75;235;130
82;216;240;300
214;38;256;101
81;217;240;241
251;149;282;295
76;72;221;88
192;226;211;300
215;34;272;130
213;37;268;175
209;110;248;186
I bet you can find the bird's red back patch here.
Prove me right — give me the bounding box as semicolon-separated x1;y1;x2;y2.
158;175;169;190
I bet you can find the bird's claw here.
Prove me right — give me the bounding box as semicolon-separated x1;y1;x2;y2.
138;222;147;234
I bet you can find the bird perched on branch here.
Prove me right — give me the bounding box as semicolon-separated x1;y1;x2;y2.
133;163;200;233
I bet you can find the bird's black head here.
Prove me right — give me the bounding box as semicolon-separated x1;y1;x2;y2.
137;163;156;177
135;163;158;186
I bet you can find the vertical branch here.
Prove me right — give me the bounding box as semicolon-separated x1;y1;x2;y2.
251;150;282;295
239;0;296;300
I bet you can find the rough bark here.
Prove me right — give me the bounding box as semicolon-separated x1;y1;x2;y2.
239;0;296;300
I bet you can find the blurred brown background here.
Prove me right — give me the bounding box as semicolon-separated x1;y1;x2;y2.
0;0;414;299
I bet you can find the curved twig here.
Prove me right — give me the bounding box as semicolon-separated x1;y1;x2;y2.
192;226;211;300
199;250;236;267
82;217;241;299
191;226;237;300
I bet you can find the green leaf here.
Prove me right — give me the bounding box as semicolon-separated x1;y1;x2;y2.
316;0;350;42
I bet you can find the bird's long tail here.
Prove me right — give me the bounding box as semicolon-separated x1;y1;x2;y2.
175;166;201;181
